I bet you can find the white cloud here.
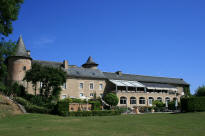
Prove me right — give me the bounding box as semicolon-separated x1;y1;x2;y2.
33;37;56;45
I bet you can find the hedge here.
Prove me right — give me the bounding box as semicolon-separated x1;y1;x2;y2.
14;97;50;114
181;97;205;112
68;110;121;117
56;99;69;116
89;100;101;110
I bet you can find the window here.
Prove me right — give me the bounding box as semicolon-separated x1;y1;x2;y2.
99;84;103;90
80;83;83;89
165;97;170;103
90;83;94;90
139;97;145;104
157;97;162;102
173;97;177;102
80;93;84;97
23;66;26;71
130;97;136;104
63;82;67;89
148;97;154;106
120;97;127;104
62;95;67;99
90;93;94;97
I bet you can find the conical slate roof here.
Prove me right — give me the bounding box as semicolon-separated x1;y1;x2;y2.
14;36;30;58
86;56;96;64
82;56;98;68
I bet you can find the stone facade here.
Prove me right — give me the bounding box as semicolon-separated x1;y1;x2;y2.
7;36;190;108
60;78;106;99
7;57;31;83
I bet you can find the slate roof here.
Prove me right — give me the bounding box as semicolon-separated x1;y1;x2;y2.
103;72;189;85
67;67;105;79
82;56;98;68
32;60;105;79
32;60;62;68
31;60;188;85
14;36;30;58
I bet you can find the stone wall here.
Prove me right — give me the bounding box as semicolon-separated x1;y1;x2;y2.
69;103;92;111
61;78;106;99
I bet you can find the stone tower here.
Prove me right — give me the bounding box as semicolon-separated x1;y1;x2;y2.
7;36;32;84
82;56;98;69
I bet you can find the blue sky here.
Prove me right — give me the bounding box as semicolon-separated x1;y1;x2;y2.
7;0;205;94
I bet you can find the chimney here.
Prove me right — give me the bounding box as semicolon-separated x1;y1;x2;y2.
116;71;122;76
26;50;30;56
63;60;68;69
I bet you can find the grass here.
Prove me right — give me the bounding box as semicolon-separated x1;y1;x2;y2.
0;112;205;136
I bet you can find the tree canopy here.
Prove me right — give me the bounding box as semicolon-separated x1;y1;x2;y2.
24;63;67;99
0;40;16;82
103;93;119;107
0;0;24;38
195;85;205;97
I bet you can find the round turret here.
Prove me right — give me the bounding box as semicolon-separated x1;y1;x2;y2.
7;36;32;84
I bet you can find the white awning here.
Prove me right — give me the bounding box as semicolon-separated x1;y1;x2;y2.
109;80;145;87
143;82;178;91
146;87;177;91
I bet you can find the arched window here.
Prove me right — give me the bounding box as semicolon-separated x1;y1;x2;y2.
157;97;162;102
130;97;136;104
173;97;177;101
139;97;145;104
165;97;170;103
120;97;127;104
148;97;154;105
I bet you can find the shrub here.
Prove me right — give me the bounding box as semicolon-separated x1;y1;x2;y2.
30;95;45;106
168;101;179;110
56;99;69;116
103;93;119;107
70;98;85;103
181;97;205;112
89;100;101;110
11;82;26;97
153;100;164;108
14;97;50;114
26;104;50;113
153;100;165;112
14;97;28;106
0;82;26;97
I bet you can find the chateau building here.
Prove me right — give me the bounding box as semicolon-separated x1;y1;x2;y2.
6;36;189;108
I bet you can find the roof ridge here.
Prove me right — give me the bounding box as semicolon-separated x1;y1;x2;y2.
33;60;62;64
103;72;184;80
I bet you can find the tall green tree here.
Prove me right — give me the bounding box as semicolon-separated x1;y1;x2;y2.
0;0;24;38
0;40;16;83
195;85;205;97
24;63;67;99
0;0;24;88
184;86;191;97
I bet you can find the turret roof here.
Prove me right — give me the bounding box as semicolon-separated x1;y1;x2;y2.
14;35;30;58
82;56;98;68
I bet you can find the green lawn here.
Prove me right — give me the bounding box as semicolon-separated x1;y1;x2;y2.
0;112;205;136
